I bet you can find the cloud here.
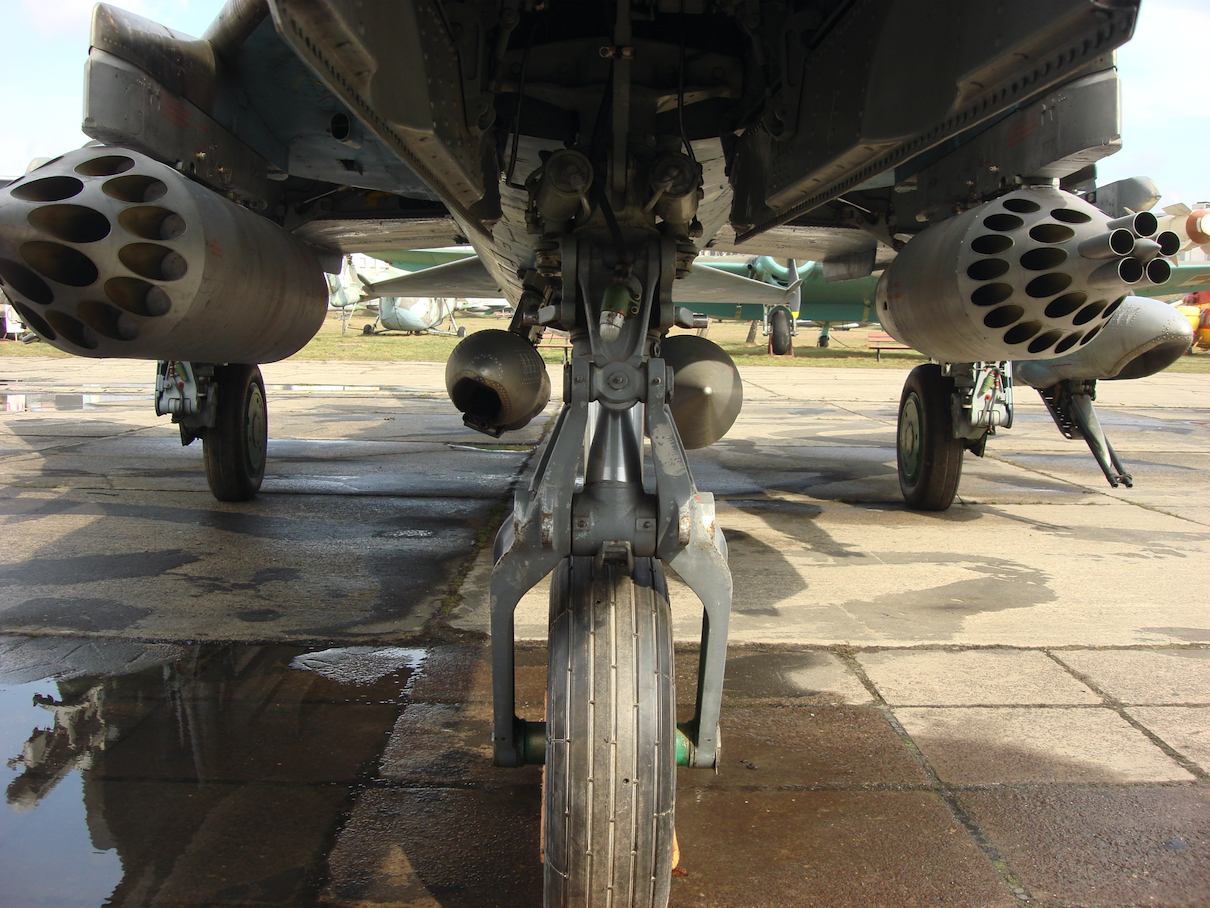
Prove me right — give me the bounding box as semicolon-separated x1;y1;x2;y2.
17;0;205;39
1117;0;1210;128
1099;0;1210;206
0;1;218;174
19;0;116;39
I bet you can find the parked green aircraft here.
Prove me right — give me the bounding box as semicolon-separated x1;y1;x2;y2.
362;248;874;353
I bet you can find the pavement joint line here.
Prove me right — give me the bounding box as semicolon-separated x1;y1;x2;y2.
734;380;786;398
0;423;169;463
5;635;1204;657
984;452;1210;528
682;779;1210;793
833;643;1210;654
1113;496;1210;528
1045;649;1210;782
355;780;543;794
72;776;366;789
826;401;896;425
834;647;1036;903
426;408;557;630
869;702;1210;709
982;453;1102;494
0;628;447;647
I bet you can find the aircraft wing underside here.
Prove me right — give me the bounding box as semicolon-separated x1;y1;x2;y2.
297;210;900;278
362;247;797;308
292;215;466;256
364;255;502;299
36;0;1141;316
706;224;897;272
254;0;1138;306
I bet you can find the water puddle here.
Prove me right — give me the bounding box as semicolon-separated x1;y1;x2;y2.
0;388;448;411
275;385;440;395
0;637;428;907
0;393;148;413
446;443;533;454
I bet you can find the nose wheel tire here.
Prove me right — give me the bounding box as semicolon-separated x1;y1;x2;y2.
897;363;963;511
769;308;792;356
545;556;677;908
203;363;267;502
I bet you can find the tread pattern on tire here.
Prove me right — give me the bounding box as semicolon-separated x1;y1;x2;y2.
203;363;266;502
770;308;792;356
545;556;675;908
898;363;963;511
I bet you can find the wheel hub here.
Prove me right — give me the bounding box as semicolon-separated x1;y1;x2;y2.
245;385;267;473
899;392;923;484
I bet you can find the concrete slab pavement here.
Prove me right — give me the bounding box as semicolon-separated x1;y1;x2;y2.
1;356;1208;906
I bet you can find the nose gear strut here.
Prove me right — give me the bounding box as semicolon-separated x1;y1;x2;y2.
489;234;732;771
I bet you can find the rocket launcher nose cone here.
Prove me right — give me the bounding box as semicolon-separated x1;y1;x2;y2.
660;334;743;449
1015;296;1193;388
445;329;552;437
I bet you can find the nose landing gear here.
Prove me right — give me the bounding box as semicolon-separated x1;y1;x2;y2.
487;236;733;908
544;555;676;908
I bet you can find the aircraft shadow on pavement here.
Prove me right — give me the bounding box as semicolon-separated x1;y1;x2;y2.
0;490;488;638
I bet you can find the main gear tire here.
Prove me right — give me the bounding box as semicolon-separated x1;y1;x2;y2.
769;308;792;356
202;363;267;502
897;363;963;511
544;556;677;908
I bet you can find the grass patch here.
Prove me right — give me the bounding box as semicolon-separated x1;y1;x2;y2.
438;499;510;617
6;308;1210;372
0;339;72;357
293;312;935;367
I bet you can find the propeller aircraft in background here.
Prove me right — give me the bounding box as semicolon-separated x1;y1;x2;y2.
325;251;486;336
344;245;854;351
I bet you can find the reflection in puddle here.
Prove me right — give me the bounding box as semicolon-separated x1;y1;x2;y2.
1;393;149;412
0;682;124;908
276;385;434;394
0;639;440;907
291;645;427;685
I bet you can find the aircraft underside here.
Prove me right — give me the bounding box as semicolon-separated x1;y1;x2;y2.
0;1;1198;905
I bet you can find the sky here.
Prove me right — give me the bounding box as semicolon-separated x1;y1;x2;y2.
0;0;1205;207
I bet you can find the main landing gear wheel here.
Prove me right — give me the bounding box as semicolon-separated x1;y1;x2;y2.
897;363;963;511
769;308;792;356
545;556;677;908
203;363;267;502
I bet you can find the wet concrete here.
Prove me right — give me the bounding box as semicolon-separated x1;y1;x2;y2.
0;639;422;907
449;365;1210;647
1;357;1208;906
0;361;542;640
2;636;1208;907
